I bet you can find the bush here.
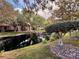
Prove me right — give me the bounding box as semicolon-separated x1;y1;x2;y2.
45;21;79;34
42;40;48;44
31;33;38;44
49;33;58;42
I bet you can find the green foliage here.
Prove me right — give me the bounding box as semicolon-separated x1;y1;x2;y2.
53;0;79;21
49;33;58;42
42;40;48;44
0;32;26;36
22;11;49;30
31;15;49;27
31;33;38;44
0;0;18;23
45;21;79;34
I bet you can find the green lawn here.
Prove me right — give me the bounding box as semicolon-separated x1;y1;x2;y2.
0;32;26;35
0;32;28;38
16;43;60;59
0;42;60;59
63;39;79;47
63;31;79;47
1;31;79;59
16;31;79;59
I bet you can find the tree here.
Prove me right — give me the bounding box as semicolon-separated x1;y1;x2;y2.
0;0;18;24
52;0;79;21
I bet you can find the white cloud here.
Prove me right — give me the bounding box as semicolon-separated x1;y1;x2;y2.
37;1;60;19
14;8;23;14
52;2;59;11
37;9;52;19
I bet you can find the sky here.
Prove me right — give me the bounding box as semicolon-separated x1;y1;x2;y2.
5;0;34;8
5;0;34;14
5;0;59;19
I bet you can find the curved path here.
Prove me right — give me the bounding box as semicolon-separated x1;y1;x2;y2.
50;43;79;59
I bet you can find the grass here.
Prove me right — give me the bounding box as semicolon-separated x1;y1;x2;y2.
16;43;60;59
1;31;79;59
63;39;79;47
63;31;79;39
63;31;79;47
0;42;60;59
0;32;28;38
0;32;26;35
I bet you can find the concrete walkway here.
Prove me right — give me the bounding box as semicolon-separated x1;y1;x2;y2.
50;43;79;59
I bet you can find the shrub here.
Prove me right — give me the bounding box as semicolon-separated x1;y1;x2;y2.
45;21;79;34
49;33;59;42
42;40;48;44
31;33;38;44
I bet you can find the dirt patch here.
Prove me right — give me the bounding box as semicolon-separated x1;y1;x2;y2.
0;50;22;59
